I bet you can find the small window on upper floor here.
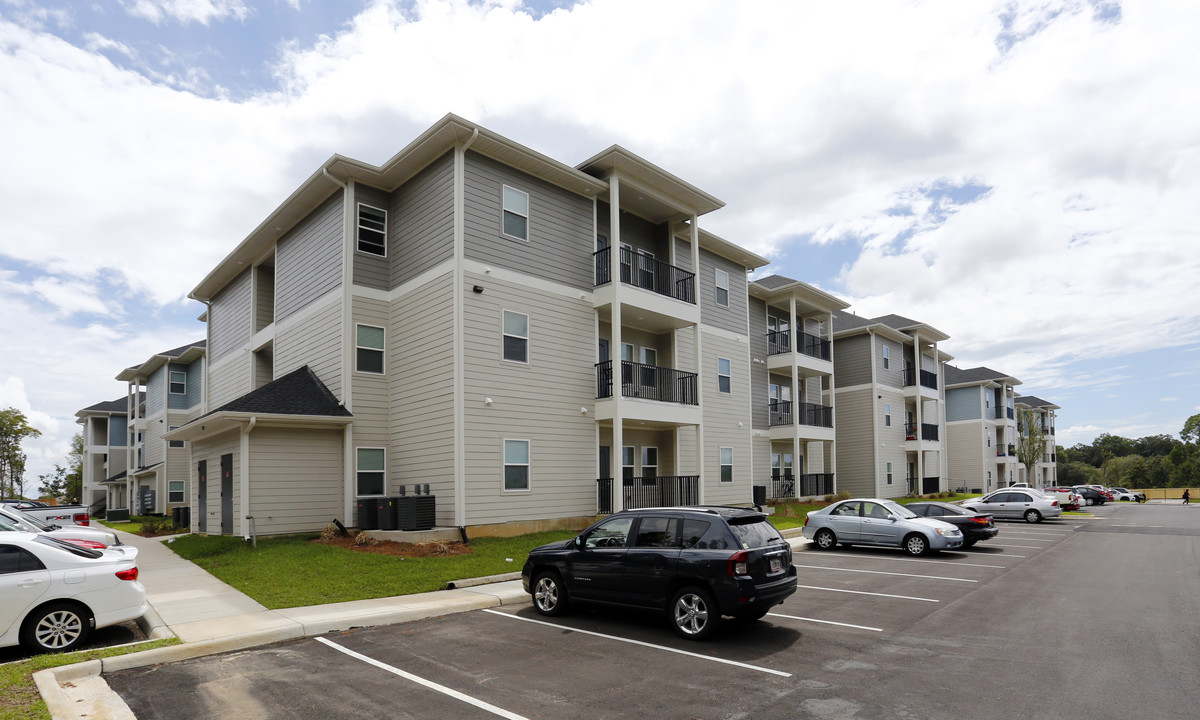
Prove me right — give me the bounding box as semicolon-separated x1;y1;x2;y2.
169;426;184;449
503;310;529;363
357;204;387;256
717;357;731;393
715;269;730;307
502;185;529;241
883;346;890;369
169;371;186;395
356;324;385;374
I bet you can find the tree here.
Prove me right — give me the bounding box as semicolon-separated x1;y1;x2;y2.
66;432;83;502
1017;408;1047;485
39;464;70;501
0;408;42;498
1182;413;1200;445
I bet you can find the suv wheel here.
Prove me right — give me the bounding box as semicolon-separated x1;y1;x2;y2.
671;586;719;640
813;528;837;550
531;571;568;617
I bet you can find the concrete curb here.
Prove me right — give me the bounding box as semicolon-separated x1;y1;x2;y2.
444;570;522;589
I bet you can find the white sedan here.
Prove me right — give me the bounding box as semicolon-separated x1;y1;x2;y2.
0;506;133;554
0;532;146;653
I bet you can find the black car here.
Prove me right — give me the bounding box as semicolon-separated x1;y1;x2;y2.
1071;486;1106;506
905;501;999;547
521;506;797;640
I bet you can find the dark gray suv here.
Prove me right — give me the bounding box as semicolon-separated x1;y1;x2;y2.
521;506;797;640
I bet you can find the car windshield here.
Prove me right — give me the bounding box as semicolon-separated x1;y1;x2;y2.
879;501;917;519
2;508;52;531
727;516;784;549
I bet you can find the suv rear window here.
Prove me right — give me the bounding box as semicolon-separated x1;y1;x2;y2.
727;516;784;549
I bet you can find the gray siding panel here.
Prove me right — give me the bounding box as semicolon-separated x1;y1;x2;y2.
749;297;769;430
166;363;192;410
596;202;666;259
109;416;127;447
209;269;252;362
276;192;344;322
699;249;749;334
353;185;390;290
249;427;343;536
274;295;343;400
833;334;872;387
833;387;874;497
946;387;982;422
184;359;203;409
208;353;252;409
145;366;165;416
393;151;455;287
877;336;905;388
702;332;754;506
463;152;595;292
351;296;391;479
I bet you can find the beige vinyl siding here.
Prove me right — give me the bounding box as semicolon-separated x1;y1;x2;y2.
749;297;770;430
209;269;252;362
833;334;872;387
275;192;344;322
352;296;391;485
248;427;343;536
353;184;390;290
391;273;455;523
191;429;240;535
208;352;252;409
463;152;595;292
876;336;905;388
833;387;874;497
165;445;189;506
701;332;753;506
274;294;343;400
878;387;907;498
753;435;771;490
461;270;596;525
143;413;165;466
393;151;455;287
698;249;748;334
255;264;275;331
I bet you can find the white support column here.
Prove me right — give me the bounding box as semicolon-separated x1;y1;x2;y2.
610;176;624;512
690;215;704;501
913;333;924;487
827;311;837;487
789;296;800;473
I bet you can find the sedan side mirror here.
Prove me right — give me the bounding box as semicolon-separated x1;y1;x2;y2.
886;514;897;522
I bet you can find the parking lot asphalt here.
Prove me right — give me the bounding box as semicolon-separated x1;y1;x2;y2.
101;503;1200;720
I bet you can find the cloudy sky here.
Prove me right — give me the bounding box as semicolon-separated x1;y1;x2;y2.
2;0;1198;490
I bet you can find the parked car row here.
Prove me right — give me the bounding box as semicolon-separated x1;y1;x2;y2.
0;504;145;654
801;498;1000;557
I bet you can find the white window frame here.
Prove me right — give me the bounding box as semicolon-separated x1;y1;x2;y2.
168;426;184;449
502;310;529;364
641;447;658;479
503;439;531;492
715;268;730;307
622;446;636;479
718;357;731;394
885;403;892;427
168;480;184;504
356;447;386;497
355;324;386;374
168;370;186;395
640;347;657;367
887;461;893;485
719;447;734;483
501;185;530;242
883;346;890;369
356;203;388;257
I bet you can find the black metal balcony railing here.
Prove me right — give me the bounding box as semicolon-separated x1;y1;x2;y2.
593;247;696;304
922;423;939;441
770;472;835;499
920;369;938;390
903;368;916;386
766;329;831;361
1007;407;1015;420
800;402;834;428
769;399;792;427
921;476;940;494
595;360;699;405
905;422;918;440
994;407;1007;420
1008;444;1016;455
596;475;699;514
767;329;790;355
800;331;831;361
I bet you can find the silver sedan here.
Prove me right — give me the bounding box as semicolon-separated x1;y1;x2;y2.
961;489;1062;523
802;498;964;556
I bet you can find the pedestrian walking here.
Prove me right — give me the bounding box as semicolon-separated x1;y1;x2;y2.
1184;488;1191;506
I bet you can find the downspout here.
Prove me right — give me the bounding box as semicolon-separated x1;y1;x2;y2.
452;127;479;528
241;416;256;540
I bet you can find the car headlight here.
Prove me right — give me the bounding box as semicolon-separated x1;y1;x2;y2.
934;528;960;537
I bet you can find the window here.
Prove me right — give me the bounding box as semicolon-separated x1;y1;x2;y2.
502;311;529;363
887;462;893;485
885;403;892;427
504;439;530;491
719;447;733;483
642;447;658;481
169;371;186;395
502;185;529;240
718;357;731;393
168;426;184;449
584;516;632;549
357;203;387;256
622;446;635;480
356;448;385;496
356;324;385;374
883;346;890;369
634;517;679;548
168;480;184;503
715;269;729;307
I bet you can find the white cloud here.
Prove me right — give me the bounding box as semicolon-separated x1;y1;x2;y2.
1160;397;1179;403
119;0;251;25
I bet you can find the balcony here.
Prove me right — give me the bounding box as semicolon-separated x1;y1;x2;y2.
904;422;940;442
769;472;835;499
597;475;699;514
769;400;833;428
768;399;792;427
908;476;941;495
766;330;831;361
596;360;698;405
594;247;695;304
902;368;939;390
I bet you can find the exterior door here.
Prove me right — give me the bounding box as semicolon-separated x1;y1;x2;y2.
197;460;207;534
220;453;233;535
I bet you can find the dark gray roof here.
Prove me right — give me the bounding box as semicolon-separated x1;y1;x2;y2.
1016;395;1057;409
79;393;143;414
161;339;206;358
752;274;799;290
873;314;922;331
103;471;127;483
944;366;1014;384
831;309;874;332
207;366;352;418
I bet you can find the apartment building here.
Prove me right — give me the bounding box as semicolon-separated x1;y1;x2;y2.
748;275;849;499
1016;395;1059;487
74;396;134;510
943;365;1021;493
830;311;951;498
115;341;206;515
168;114;771;538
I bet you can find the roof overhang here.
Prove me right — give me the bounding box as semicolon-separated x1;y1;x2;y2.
191;114;610;302
697;229;770;270
116;346;206;382
749;278;851;311
167;412;353;443
580;145;724;221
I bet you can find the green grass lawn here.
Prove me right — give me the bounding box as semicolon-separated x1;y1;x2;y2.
167;530;581;609
1;638;179;720
97;516;176;536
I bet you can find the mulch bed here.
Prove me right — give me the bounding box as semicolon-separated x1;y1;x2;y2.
314;535;472;558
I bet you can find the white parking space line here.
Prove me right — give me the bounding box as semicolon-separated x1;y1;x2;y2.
792;564;978;583
987;544;1044;550
315;637;531;720
808;554;1005;570
794;584;939;602
1112;524;1163;528
767;612;883;632
482;609;792;678
1004;531;1066;537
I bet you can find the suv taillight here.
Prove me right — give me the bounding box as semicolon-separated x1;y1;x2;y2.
728;551;749;577
116;567;139;581
73;513;89;526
